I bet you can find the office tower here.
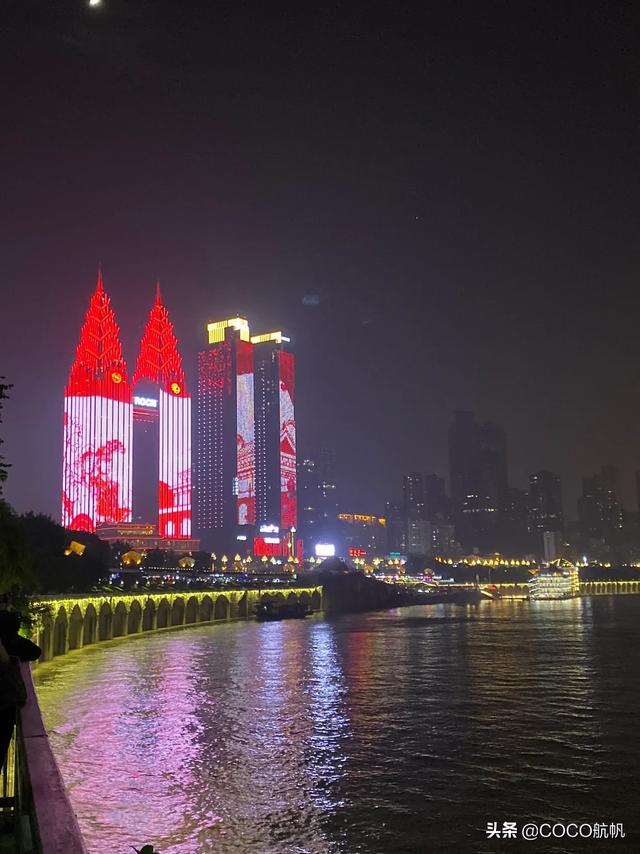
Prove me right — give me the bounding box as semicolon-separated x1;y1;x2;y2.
62;272;133;531
578;465;625;545
132;286;191;538
336;513;387;557
195;319;297;552
195;317;255;551
499;487;529;553
448;410;508;551
252;331;297;530
298;457;323;552
528;470;563;534
402;473;425;518
385;500;407;554
423;474;448;521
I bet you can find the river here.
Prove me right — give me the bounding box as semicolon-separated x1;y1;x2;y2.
34;597;640;853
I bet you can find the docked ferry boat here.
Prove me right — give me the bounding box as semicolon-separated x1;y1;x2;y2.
529;560;580;600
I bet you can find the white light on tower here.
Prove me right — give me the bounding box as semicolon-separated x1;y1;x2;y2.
89;0;102;7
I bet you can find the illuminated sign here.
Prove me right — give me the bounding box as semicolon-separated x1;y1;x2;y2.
279;351;297;529
260;524;280;534
254;536;285;557
349;548;367;557
315;543;336;558
236;339;255;525
338;513;385;525
157;388;192;538
236;534;247;541
133;396;158;408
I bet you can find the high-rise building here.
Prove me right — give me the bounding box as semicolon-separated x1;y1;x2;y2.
402;473;425;518
62;275;192;543
423;474;449;522
528;470;563;535
448;410;507;551
385;500;407;554
406;517;431;556
578;465;625;545
336;513;386;557
195;319;296;552
62;273;133;531
195;317;255;551
298;457;323;552
132;286;192;539
252;331;297;531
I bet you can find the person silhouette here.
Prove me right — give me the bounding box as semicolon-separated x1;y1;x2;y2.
0;610;41;768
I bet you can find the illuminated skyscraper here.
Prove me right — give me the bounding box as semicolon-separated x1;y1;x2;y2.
195;320;297;552
132;286;192;538
252;331;297;531
195;318;256;550
62;272;133;531
62;276;192;542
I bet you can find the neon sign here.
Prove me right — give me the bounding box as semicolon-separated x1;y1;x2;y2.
133;396;158;408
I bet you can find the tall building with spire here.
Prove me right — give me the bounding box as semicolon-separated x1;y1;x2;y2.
62;275;194;546
62;271;133;531
132;285;192;538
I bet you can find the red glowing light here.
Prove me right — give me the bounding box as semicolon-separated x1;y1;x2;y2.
236;339;256;526
66;270;131;400
279;351;297;529
135;286;192;539
62;272;132;531
133;283;186;395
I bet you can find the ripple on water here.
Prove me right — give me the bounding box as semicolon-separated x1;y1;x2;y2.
34;598;640;853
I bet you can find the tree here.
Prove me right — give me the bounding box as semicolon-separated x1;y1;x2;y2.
0;378;13;496
17;513;109;593
0;500;34;595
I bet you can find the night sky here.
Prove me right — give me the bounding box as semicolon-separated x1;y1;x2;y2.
3;1;640;518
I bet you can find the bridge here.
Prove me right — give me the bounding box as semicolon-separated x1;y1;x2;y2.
33;586;323;661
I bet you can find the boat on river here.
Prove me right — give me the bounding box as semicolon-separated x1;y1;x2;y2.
255;601;313;621
423;587;490;605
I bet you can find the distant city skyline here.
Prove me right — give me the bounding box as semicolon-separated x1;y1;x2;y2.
4;276;640;524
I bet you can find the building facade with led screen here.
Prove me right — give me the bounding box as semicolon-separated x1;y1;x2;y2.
253;332;297;532
63;276;192;543
62;272;133;531
196;318;256;551
133;286;192;539
196;321;296;552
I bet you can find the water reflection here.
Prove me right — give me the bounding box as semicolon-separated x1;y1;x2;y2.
35;599;640;853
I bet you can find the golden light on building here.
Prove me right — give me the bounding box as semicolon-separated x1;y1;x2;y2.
250;330;291;345
64;540;86;557
337;513;386;525
178;555;196;569
207;316;250;344
121;550;142;566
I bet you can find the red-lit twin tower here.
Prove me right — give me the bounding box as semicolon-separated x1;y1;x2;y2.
62;273;192;543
